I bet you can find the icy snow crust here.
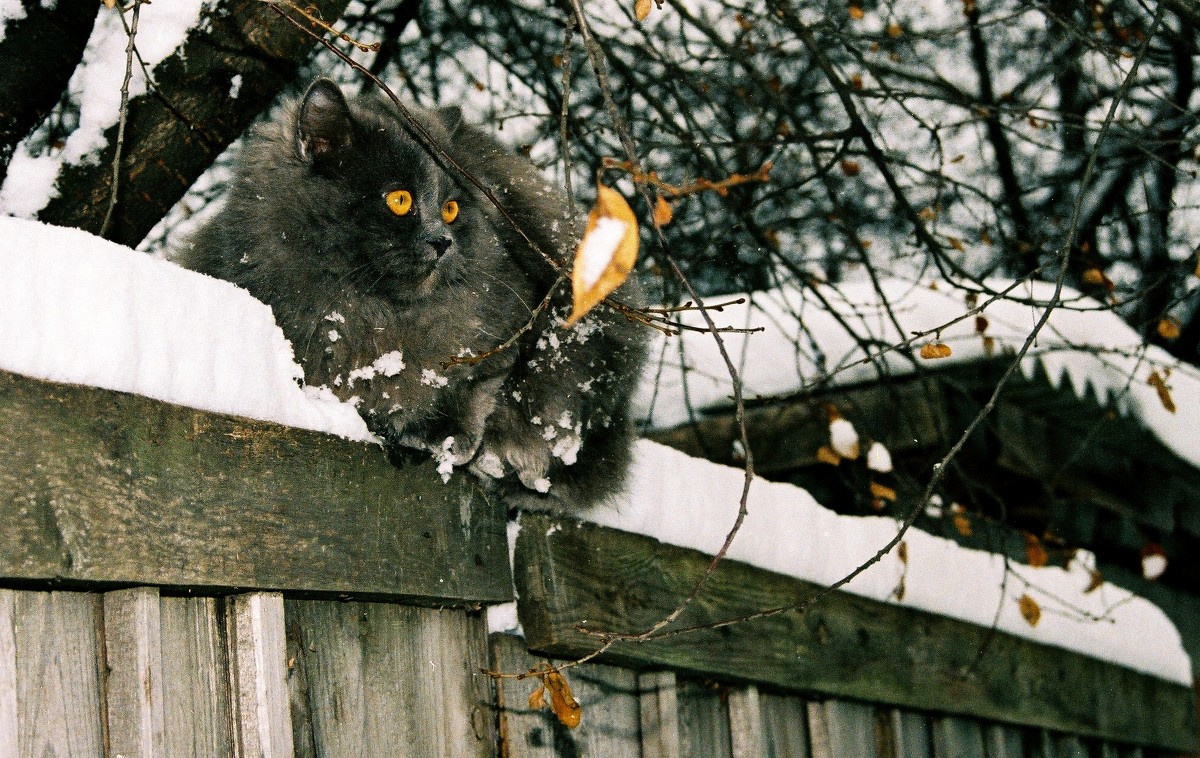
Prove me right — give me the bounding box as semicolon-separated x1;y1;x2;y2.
0;218;372;440
0;218;1189;684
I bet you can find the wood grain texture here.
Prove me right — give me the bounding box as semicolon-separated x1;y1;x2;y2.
490;632;640;757
677;680;732;758
229;593;293;758
727;685;765;758
887;709;931;758
0;369;510;603
160;596;235;757
0;591;17;758
103;586;166;758
514;513;1199;752
759;692;811;758
983;723;1024;758
13;591;105;758
807;700;876;758
639;670;683;758
287;600;494;757
932;716;986;758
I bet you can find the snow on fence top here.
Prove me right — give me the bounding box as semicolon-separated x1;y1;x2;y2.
0;217;1191;684
632;278;1200;469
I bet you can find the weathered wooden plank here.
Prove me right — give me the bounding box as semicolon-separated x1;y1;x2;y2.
759;691;811;758
888;710;931;758
677;679;733;758
728;685;766;758
286;600;494;757
807;699;875;758
229;592;293;758
13;590;105;758
490;632;639;757
984;723;1024;758
932;716;986;758
0;591;17;758
1052;734;1088;758
103;587;166;758
160;595;235;758
513;514;1199;753
639;670;683;758
0;369;509;603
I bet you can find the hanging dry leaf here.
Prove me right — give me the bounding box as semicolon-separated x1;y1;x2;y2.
919;342;952;359
544;669;582;729
566;184;639;328
869;481;897;501
897;540;908;564
892;576;906;601
816;445;842;466
1024;533;1048;568
1017;594;1041;627
974;316;989;333
529;684;547;710
653;195;674;228
1157;317;1182;341
635;0;652;21
1081;267;1115;291
840;160;861;176
886;22;903;37
952;511;973;537
1147;370;1176;413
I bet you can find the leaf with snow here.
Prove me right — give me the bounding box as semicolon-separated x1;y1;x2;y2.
828;417;860;459
865;441;892;473
1141;544;1167;580
566;184;638;328
1017;594;1041;627
635;0;652;22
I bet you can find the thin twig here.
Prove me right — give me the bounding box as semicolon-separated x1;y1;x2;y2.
100;0;141;239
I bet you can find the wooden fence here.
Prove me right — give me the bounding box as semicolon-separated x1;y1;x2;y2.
1;368;1196;756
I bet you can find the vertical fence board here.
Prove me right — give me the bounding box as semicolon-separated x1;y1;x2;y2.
288;601;493;757
759;691;811;758
229;592;293;758
932;716;986;758
0;591;17;758
639;670;682;758
889;710;931;758
491;632;640;757
677;679;733;758
1052;734;1088;758
985;724;1025;758
14;591;105;758
808;700;876;758
728;685;766;758
103;587;165;758
160;596;234;757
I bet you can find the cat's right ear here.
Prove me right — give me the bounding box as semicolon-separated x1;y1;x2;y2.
296;79;353;166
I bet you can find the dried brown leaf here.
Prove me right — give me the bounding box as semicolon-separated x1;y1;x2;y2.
1017;594;1041;627
840;160;861;176
952;511;973;537
1024;533;1048;568
545;669;582;729
869;481;897;502
1147;370;1176;413
529;684;547;710
653;195;674;228
1157;317;1182;341
919;342;952;359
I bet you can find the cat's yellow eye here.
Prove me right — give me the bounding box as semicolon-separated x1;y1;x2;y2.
441;199;459;224
386;189;413;216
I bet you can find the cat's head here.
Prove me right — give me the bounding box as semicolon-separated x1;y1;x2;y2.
287;79;491;300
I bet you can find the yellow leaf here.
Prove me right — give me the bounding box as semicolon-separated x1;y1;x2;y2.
1157;317;1182;341
849;4;865;20
886;22;903;37
1147;370;1176;413
545;669;582;729
1017;594;1041;627
869;481;897;501
952;511;972;537
566;184;639;328
840;160;861;176
1081;267;1114;291
919;342;952;359
635;0;652;21
653;195;674;228
816;445;842;466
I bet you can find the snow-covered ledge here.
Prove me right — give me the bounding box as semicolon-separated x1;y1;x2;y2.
0;218;1194;749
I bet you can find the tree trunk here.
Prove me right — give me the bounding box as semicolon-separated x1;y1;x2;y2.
35;0;354;247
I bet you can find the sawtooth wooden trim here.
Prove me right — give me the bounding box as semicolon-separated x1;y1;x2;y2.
0;369;510;604
513;514;1200;753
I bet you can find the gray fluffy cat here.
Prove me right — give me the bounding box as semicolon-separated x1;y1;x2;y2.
179;78;646;511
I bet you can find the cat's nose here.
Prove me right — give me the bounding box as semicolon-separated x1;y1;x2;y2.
427;236;452;258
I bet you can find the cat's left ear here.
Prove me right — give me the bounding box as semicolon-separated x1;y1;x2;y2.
296;78;354;165
438;106;463;136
